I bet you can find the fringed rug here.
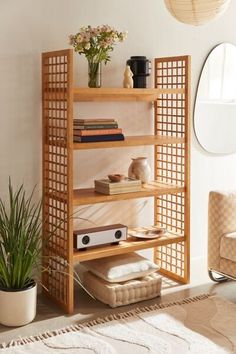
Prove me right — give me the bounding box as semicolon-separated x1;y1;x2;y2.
1;294;236;353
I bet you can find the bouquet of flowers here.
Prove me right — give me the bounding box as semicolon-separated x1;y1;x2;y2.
69;25;127;87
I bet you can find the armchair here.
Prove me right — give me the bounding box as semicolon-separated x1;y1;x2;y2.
208;191;236;281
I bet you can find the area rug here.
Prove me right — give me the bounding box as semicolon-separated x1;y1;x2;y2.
1;294;236;353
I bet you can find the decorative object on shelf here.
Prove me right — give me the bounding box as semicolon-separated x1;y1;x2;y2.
128;156;151;183
73;224;127;250
94;177;142;195
164;0;231;26
69;25;128;88
128;226;167;239
127;56;151;88
123;65;133;88
108;174;126;182
88;60;101;88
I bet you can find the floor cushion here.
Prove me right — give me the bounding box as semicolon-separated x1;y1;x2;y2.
82;270;162;308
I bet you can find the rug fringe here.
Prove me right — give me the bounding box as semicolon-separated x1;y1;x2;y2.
0;293;212;349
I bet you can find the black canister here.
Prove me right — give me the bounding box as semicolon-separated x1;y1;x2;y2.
127;56;151;88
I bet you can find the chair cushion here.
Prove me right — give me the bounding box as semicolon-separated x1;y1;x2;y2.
220;232;236;262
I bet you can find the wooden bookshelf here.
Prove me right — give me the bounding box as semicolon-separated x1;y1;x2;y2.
42;49;191;314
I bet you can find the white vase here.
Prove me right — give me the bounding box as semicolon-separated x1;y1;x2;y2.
0;282;37;326
128;157;151;183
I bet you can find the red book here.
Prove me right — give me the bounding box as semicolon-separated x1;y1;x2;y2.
73;128;122;136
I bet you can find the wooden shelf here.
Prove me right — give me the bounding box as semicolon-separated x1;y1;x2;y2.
73;233;185;262
73;87;185;102
73;135;185;150
73;181;185;206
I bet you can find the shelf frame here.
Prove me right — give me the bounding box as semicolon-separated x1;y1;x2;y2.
42;49;74;313
154;55;191;284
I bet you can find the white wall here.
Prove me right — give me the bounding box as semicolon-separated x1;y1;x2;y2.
1;0;236;281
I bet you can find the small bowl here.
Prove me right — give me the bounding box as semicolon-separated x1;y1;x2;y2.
108;174;126;182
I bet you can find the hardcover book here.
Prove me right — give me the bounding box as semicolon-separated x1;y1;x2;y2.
74;124;119;130
73;134;124;143
95;178;141;188
74;119;117;125
94;178;142;195
74;118;116;123
73;128;122;136
95;186;142;195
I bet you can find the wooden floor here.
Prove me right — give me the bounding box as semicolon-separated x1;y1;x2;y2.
0;274;236;345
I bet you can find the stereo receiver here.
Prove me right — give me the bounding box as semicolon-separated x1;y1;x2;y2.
73;224;127;250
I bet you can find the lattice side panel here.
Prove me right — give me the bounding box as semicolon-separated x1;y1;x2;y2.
42;49;74;312
154;56;190;283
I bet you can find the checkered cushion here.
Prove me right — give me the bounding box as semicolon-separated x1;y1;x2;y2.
220;232;236;262
220;258;236;278
208;191;236;271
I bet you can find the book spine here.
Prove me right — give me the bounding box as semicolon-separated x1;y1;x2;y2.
74;119;116;124
95;186;141;192
74;128;122;137
95;188;141;195
74;134;125;143
74;124;119;130
94;182;141;189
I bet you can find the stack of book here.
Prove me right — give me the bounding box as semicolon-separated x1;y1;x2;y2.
94;178;142;195
73;119;124;143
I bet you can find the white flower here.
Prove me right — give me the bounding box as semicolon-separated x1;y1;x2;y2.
84;42;91;50
119;31;128;42
76;34;83;43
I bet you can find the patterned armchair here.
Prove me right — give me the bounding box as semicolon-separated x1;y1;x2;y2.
208;191;236;281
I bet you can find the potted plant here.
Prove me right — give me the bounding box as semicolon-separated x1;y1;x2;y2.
0;180;42;326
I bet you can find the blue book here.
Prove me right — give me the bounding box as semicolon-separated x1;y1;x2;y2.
74;134;125;143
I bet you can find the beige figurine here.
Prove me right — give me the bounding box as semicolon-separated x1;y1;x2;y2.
123;65;133;88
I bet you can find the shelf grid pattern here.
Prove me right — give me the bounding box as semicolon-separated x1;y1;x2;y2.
42;49;74;312
154;56;190;283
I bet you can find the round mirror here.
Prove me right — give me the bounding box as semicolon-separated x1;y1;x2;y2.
194;43;236;154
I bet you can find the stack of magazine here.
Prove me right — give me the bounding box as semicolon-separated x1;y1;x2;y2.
73;118;124;143
94;178;142;195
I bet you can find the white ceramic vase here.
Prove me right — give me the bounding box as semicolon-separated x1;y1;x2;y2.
0;282;37;326
128;157;151;183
